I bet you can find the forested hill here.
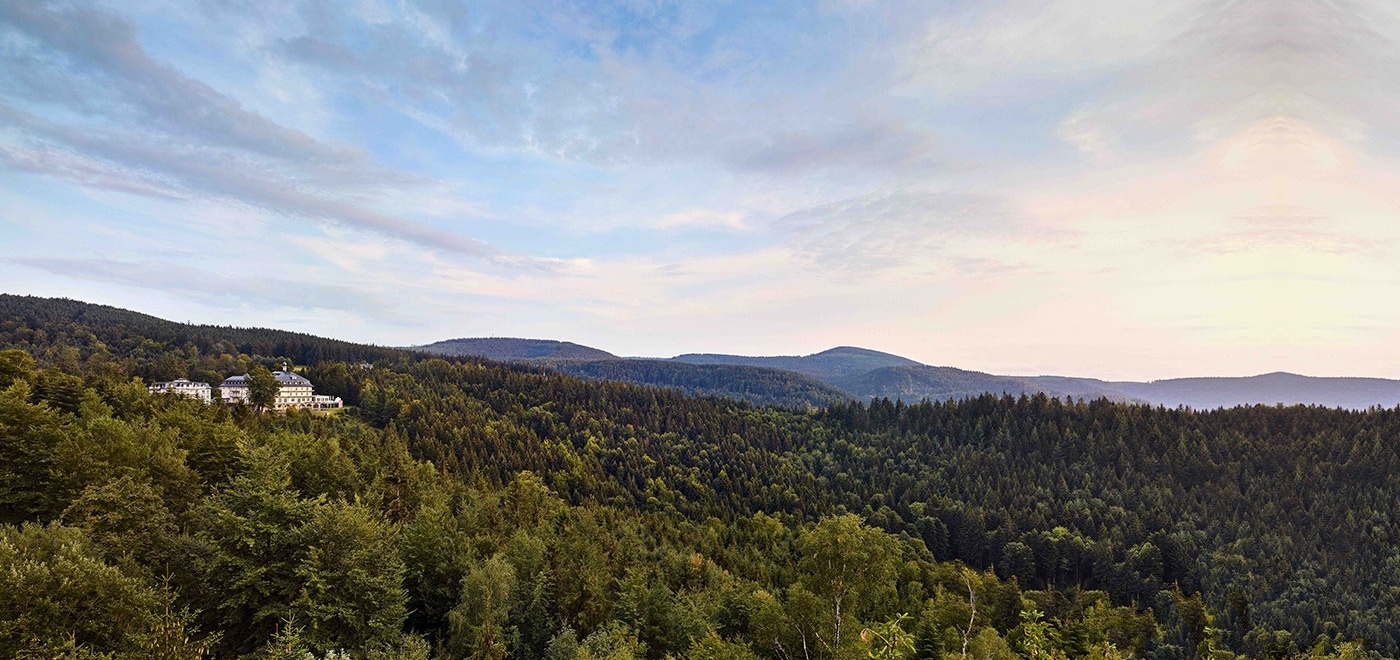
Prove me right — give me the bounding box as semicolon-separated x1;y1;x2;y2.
2;294;1398;658
416;337;618;361
414;337;851;408
833;365;1141;404
0;294;408;374
551;359;851;409
670;346;922;382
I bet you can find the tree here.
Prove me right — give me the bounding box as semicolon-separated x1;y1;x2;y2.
0;379;68;522
447;555;517;660
860;614;914;660
0;348;35;388
0;523;167;656
292;501;409;653
191;446;317;656
688;631;760;660
247;365;279;411
795;515;900;657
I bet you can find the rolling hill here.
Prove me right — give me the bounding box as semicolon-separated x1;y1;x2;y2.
669;345;920;382
414;333;1400;410
415;337;617;361
553;359;850;409
415;338;854;408
836;365;1141;404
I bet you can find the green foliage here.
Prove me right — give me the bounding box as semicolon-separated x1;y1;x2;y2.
556;359;850;409
248;365;279;410
0;379;67;522
61;474;179;567
860;613;915;660
577;621;646;660
0;523;168;656
687;631;760;660
447;555;518;659
0;347;36;388
292;501;408;652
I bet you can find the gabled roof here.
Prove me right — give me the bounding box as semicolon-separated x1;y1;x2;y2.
273;370;312;386
221;370;313;387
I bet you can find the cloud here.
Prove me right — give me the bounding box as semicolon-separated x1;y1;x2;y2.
0;104;529;263
775;191;1040;276
905;0;1205;96
11;256;386;313
654;208;751;231
724;117;939;174
0;2;550;265
0;1;356;163
1188;206;1385;256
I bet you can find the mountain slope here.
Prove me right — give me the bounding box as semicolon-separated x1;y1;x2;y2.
0;294;404;373
416;337;617;361
670;345;920;382
669;344;1400;409
412;338;852;407
837;365;1142;404
555;359;850;409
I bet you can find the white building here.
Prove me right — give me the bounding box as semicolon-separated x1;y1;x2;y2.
219;374;251;405
220;363;324;411
311;394;344;410
273;366;314;410
148;378;212;403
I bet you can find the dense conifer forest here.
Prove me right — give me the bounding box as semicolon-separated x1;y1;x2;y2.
1;295;1396;659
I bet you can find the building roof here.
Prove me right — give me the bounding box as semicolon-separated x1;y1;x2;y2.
221;369;313;388
273;370;313;386
152;379;210;388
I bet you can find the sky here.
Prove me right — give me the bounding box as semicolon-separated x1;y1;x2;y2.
4;0;1400;380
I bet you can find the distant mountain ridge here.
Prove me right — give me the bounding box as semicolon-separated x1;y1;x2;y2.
670;346;920;382
412;338;847;408
836;365;1141;404
1105;372;1400;410
417;337;617;361
418;335;1400;410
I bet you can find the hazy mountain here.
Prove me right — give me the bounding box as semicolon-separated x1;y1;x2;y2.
416;337;617;361
671;347;1400;409
1104;372;1400;410
840;366;1143;404
669;346;920;382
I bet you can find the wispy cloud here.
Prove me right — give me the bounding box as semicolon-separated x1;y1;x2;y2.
0;1;539;265
0;1;355;163
11;256;386;313
776;191;1051;277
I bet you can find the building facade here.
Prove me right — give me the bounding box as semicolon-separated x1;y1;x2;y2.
147;378;212;403
273;367;314;410
311;394;344;410
219;364;325;411
219;374;250;405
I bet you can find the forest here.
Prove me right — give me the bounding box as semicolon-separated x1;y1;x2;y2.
0;294;1396;659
